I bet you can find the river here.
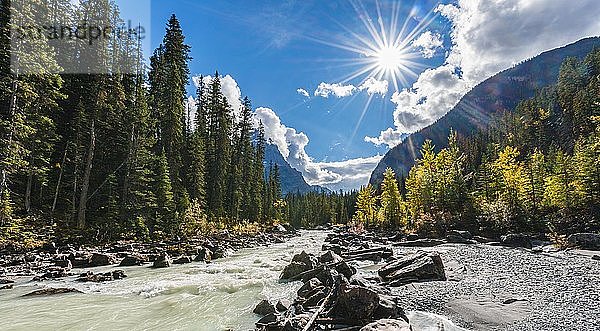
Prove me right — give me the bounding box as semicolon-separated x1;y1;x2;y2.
0;231;466;330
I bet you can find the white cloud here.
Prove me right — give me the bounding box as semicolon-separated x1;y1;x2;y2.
364;127;406;149
359;77;389;96
368;0;600;148
192;74;243;120
297;88;310;98
254;106;381;191
314;82;356;98
315;155;383;192
411;30;444;58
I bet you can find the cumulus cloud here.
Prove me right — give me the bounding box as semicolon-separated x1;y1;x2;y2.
297;88;310;98
315;156;383;192
367;0;600;148
254;107;382;191
411;31;444;58
192;74;243;119
364;127;406;149
358;77;389;96
314;82;356;98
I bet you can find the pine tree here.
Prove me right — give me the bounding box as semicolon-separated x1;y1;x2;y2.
153;150;176;236
157;15;191;213
250;122;266;221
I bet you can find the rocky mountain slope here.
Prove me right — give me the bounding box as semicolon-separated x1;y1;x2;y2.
370;37;600;185
265;144;330;195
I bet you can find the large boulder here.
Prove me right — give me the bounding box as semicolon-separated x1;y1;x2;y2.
69;252;92;268
194;247;212;262
119;254;148;267
360;319;412;331
334;260;357;280
372;295;407;321
297;277;323;298
280;251;318;280
152;253;171;268
253;299;277;316
89;253;116;267
378;251;446;286
173;256;192;264
319;251;343;264
255;313;281;329
567;233;600;250
500;234;534;249
331;284;380;321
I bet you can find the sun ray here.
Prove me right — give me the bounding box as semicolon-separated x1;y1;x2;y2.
350;93;376;144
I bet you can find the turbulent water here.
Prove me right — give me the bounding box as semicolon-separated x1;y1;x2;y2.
0;231;466;331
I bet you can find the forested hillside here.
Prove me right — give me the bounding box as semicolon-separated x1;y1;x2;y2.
0;1;283;243
355;48;600;237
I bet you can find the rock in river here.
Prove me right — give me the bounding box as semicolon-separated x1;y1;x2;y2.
253;299;277;316
152;253;172;268
194;247;212;262
280;251;318;280
173;256;192;264
22;287;82;297
119;254;148;266
77;270;127;282
331;284;380;321
89;253;116;267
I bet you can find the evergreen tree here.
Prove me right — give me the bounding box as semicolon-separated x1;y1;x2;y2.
153;150;176;236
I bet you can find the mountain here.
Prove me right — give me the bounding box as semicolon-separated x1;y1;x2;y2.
264;144;330;195
370;37;600;185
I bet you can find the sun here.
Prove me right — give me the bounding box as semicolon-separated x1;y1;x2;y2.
308;1;437;91
373;45;407;73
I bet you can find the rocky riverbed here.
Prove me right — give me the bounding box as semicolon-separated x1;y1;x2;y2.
1;227;598;330
256;229;600;330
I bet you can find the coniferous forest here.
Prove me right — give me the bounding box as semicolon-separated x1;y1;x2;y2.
0;1;288;244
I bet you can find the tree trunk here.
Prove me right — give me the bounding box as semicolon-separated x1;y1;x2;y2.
121;124;136;211
52;145;68;213
77;119;96;229
25;155;33;213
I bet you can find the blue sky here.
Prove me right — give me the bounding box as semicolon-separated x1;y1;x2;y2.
118;0;600;190
150;1;449;160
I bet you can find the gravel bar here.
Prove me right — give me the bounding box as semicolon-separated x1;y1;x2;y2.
368;244;600;330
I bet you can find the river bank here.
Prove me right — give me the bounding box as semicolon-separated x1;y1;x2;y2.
0;225;297;284
256;229;600;330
